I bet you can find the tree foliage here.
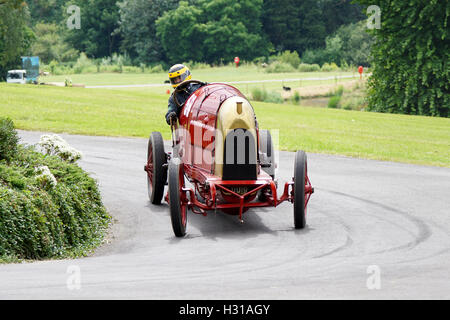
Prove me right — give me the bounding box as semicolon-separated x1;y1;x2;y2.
356;0;449;117
26;0;67;25
156;0;270;64
31;23;78;63
65;0;122;58
319;0;365;36
302;21;374;67
0;0;34;80
263;0;364;54
117;0;179;65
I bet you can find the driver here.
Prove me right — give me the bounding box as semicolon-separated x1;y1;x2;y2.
165;64;205;125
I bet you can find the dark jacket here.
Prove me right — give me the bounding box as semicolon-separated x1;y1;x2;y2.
166;83;204;123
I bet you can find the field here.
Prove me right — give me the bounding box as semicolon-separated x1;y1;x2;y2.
42;65;361;96
1;74;449;167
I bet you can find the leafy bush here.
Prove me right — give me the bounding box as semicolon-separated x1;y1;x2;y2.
149;64;164;73
0;123;110;262
265;61;296;73
321;62;339;72
290;91;301;105
278;50;301;69
251;87;283;104
38;134;83;163
251;87;268;101
265;91;283;104
302;48;328;66
73;53;96;74
297;63;321;72
328;95;342;109
0;118;19;162
334;85;344;97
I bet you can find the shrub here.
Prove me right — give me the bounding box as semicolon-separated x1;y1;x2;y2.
0;118;19;162
38;134;82;163
279;50;301;69
328;95;342;109
0;145;110;262
251;87;268;101
149;64;164;73
0;121;110;262
73;53;96;74
251;87;283;104
302;48;328;66
265;61;296;73
321;62;340;72
265;91;283;104
253;56;268;65
297;63;321;72
290;91;301;105
334;85;344;97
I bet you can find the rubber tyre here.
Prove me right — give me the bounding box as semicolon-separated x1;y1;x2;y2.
147;132;167;204
168;159;187;237
294;150;307;229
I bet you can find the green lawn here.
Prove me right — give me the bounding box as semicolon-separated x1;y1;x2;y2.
1;83;449;167
43;65;359;95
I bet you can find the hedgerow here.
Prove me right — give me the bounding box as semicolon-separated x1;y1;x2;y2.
0;121;110;262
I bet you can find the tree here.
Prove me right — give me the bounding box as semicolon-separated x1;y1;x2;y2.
263;0;365;55
0;0;34;80
31;23;78;63
355;0;449;117
117;0;179;65
64;0;121;58
26;0;67;25
156;0;269;64
302;21;374;66
319;0;365;36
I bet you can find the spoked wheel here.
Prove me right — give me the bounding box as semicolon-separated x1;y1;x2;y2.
293;150;307;229
168;159;187;237
146;132;167;205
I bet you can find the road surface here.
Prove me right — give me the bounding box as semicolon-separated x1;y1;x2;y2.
0;131;449;299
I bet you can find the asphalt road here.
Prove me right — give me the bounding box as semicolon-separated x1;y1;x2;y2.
1;131;449;299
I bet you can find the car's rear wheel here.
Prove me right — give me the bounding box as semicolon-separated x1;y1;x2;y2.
147;132;167;204
293;150;307;229
168;159;187;237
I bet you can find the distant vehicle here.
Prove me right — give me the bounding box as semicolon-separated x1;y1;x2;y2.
6;70;27;84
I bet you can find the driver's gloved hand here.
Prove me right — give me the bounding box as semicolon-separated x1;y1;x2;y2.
166;111;177;125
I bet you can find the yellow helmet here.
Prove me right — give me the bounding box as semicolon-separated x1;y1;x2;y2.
168;64;192;88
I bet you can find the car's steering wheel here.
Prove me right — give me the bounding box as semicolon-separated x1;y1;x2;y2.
173;80;207;108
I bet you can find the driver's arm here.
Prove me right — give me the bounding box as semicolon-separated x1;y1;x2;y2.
166;94;178;124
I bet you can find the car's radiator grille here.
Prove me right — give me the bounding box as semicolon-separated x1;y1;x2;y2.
223;129;257;181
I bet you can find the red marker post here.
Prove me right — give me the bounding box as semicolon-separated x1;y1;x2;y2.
234;56;240;68
358;66;364;80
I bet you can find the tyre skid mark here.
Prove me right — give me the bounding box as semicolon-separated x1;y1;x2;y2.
319;188;435;258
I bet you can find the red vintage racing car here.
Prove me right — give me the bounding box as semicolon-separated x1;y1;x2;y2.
145;80;313;237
